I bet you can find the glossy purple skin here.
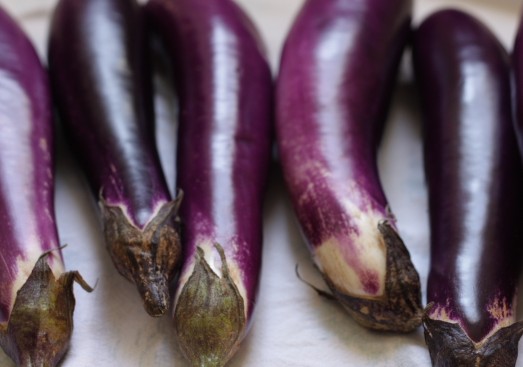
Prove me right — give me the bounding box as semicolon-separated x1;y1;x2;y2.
276;0;411;248
0;7;62;320
145;0;272;316
414;9;523;343
514;11;523;156
48;0;170;229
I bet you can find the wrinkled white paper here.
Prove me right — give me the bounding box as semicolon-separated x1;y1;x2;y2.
0;0;521;366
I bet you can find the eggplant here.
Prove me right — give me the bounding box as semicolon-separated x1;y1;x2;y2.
145;0;272;365
275;0;422;331
48;0;181;317
413;9;523;366
0;6;92;367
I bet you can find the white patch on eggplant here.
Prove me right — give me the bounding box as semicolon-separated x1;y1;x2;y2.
307;177;387;298
314;211;387;298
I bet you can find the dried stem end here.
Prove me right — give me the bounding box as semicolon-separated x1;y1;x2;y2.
101;193;182;317
0;255;93;367
323;221;423;332
174;244;246;367
423;315;523;366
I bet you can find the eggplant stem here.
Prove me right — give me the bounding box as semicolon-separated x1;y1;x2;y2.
100;195;182;317
0;255;93;367
174;244;246;367
423;313;523;366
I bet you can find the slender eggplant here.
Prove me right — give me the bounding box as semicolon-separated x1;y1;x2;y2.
413;9;523;366
48;0;182;317
275;0;421;331
0;6;92;367
145;0;272;365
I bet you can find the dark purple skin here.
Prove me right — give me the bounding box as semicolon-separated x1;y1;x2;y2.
413;9;523;367
145;0;272;365
0;6;92;367
48;0;182;317
276;0;422;332
514;7;523;169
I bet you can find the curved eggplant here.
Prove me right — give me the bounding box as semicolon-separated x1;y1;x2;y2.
0;6;92;367
48;0;181;317
275;0;422;332
145;0;272;365
413;9;523;366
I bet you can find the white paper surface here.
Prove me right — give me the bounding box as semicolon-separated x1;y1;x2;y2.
0;0;522;366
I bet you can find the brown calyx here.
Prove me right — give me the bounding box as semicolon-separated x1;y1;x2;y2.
101;192;182;317
174;244;246;367
323;221;423;332
423;313;523;367
0;254;93;367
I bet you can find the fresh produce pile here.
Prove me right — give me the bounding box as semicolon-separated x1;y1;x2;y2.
0;0;522;366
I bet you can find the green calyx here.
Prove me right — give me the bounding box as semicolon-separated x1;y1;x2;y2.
174;244;246;367
0;254;93;367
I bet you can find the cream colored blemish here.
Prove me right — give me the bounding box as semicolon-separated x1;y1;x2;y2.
486;296;515;329
44;208;54;224
300;180;387;297
428;302;459;324
39;138;48;152
313;181;388;298
315;229;386;298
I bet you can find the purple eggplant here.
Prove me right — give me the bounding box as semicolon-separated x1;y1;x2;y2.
413;9;523;366
0;6;92;367
275;0;422;331
48;0;182;317
145;0;272;365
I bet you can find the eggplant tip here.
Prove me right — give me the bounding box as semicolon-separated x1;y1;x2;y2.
136;276;170;317
0;256;92;367
100;198;182;317
174;245;246;367
423;314;523;367
322;221;423;332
